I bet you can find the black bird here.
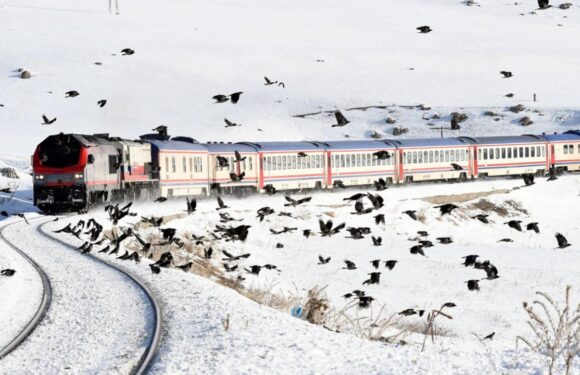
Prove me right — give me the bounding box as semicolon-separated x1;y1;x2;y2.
333;180;346;189
246;265;262;275
451;163;463;171
297;152;307;158
472;214;489;224
284;195;312;207
416;25;432;33
97;99;107;108
149;264;161;274
358;296;374;308
498;238;513;243
505;93;514;98
346;227;365;239
0;211;8;217
42;114;57;125
216;196;229;210
121;48;135;55
223;263;238;272
462;255;479;267
399;309;418;316
264;184;277;195
555;233;571;248
410;245;425;256
363;272;381;285
370;259;380;269
331;111;349;127
526;222;539;233
204;247;213;259
385;260;398;270
367;194;384;210
483;332;495;340
373;151;391;160
224;118;240;128
152;125;168;136
264;76;278;85
213;95;229;103
160;228;177;241
222;250;251;261
154;252;173;268
442;302;457;309
303;229;312;238
154;197;167;203
500;71;513;78
230;171;245;182
318;256;331;265
1;269;16;276
505;220;523;232
216;156;229;168
374;214;385;225
343;193;366;202
229;92;243;104
234;150;246;162
547;167;558;181
372;236;382;246
403;210;418;221
176;262;193;272
417;231;429;237
353;200;373;215
65;90;79;98
343;260;357;270
319;220;346;237
257;206;275;222
278;82;285;88
483;263;500;280
186;198;197;214
466;279;480;291
418;240;433;248
374;178;388;191
537;0;550;9
435;203;458;215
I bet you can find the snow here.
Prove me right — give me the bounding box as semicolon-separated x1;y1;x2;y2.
1;0;580;373
1;0;580;158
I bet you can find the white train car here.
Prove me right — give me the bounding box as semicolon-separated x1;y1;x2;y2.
145;136;209;198
204;143;259;194
251;142;326;192
326;140;398;187
395;138;471;182
542;131;580;172
471;135;548;178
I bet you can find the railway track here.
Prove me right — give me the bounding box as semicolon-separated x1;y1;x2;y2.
0;218;52;360
37;220;162;375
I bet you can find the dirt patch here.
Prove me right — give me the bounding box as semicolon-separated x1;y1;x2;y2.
420;189;510;205
467;198;528;217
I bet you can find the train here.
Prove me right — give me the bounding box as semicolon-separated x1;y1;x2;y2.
32;130;580;213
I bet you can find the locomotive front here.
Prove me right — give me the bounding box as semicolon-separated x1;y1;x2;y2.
33;134;92;212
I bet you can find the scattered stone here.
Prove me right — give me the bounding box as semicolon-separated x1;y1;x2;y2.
509;104;526;113
451;112;468;123
94;62;103;65
494;118;501;122
370;130;382;139
418;104;431;111
392;127;409;136
20;70;32;79
483;111;497;116
0;167;18;179
464;0;481;5
559;3;572;9
431;114;441;120
520;116;534;126
385;116;397;124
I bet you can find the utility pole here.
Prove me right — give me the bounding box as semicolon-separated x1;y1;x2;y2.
109;0;119;14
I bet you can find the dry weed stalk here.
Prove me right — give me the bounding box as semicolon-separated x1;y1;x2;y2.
421;303;456;352
516;286;580;375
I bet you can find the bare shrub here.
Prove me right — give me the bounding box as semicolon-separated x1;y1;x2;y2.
517;286;580;375
420;303;456;351
222;314;230;331
469;198;509;216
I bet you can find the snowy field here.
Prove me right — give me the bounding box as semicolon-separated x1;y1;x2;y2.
1;0;580;373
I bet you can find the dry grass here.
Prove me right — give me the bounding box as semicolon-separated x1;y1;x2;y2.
421;189;510;205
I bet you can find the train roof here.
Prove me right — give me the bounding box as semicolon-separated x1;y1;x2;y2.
323;140;396;150
235;141;327;152
202;142;257;153
143;138;208;152
465;135;546;145
540;131;580;142
389;138;470;148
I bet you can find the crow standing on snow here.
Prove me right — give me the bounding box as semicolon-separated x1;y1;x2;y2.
331;111;349;127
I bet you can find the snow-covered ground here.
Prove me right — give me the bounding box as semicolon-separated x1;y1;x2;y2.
1;0;580;158
1;0;580;373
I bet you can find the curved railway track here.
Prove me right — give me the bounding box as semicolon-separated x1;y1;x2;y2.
37;220;162;375
0;218;52;360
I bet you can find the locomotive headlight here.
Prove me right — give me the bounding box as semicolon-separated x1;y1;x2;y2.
74;173;84;179
35;175;44;180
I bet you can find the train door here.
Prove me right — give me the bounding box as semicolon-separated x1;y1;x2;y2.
472;146;478;177
397;149;404;183
258;152;264;189
325;151;332;188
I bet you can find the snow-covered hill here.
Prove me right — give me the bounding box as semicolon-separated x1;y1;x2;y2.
1;0;580;158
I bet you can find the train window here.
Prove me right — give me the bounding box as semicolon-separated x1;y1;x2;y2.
457;150;461;161
428;151;433;163
531;147;535;157
448;150;454;162
422;151;427;163
507;148;512;159
442;150;447;162
410;152;416;164
482;149;487;160
248;157;253;170
416;152;422;164
578;145;580;153
500;148;505;159
165;157;169;172
183;157;187;172
518;147;523;158
277;156;282;170
109;155;118;174
343;155;349;168
171;157;176;173
290;156;295;169
372;154;377;166
525;147;529;157
189;158;193;172
315;155;320;168
281;156;286;170
271;157;276;171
